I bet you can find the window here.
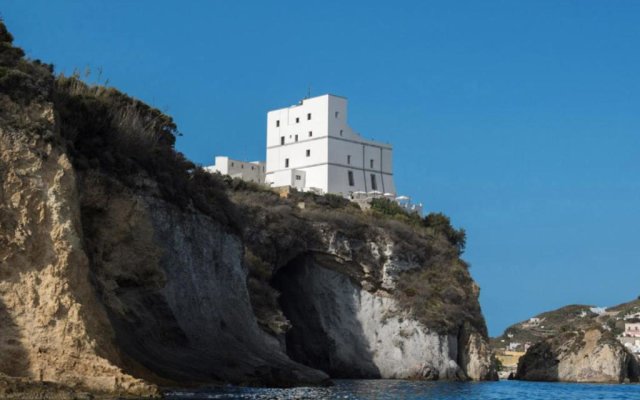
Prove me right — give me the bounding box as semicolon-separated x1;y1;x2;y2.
241;164;244;169
308;131;313;137
340;129;343;136
295;117;300;123
306;149;310;157
307;113;312;120
370;159;374;169
370;174;378;191
276;120;280;127
251;166;254;170
347;155;351;165
335;111;340;118
295;134;298;142
285;158;289;168
231;162;234;167
295;175;301;181
280;136;285;145
348;171;354;186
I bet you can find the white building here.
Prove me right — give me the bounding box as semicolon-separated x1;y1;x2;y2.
205;156;265;184
617;322;640;354
623;322;640;338
265;94;396;196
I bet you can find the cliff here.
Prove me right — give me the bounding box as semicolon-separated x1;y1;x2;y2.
494;299;640;383
515;327;639;383
0;21;496;396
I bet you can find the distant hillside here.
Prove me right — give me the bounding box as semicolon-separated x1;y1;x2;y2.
493;298;640;353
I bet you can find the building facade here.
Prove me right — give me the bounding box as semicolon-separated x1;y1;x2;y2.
265;94;396;196
205;156;265;184
624;322;640;338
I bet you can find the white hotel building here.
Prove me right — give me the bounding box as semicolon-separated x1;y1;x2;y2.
265;94;396;196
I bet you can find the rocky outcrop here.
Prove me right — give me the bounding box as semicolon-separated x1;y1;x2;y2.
275;256;464;380
78;171;328;387
516;327;640;383
272;250;496;382
0;111;156;396
0;20;496;395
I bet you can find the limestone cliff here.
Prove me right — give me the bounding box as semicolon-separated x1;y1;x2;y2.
515;327;640;383
0;21;496;396
231;189;497;382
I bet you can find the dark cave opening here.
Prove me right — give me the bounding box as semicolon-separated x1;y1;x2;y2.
271;254;380;378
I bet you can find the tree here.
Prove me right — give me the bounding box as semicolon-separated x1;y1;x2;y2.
422;212;466;254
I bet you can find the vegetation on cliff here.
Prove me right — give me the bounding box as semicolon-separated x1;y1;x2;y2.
228;183;485;336
493;299;640;352
494;297;640;383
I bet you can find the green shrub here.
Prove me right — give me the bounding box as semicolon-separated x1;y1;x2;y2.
422;212;466;254
371;197;407;216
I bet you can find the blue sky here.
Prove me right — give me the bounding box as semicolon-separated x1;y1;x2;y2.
3;1;639;336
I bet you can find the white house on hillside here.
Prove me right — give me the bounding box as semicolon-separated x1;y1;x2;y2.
265;94;396;196
205;156;265;184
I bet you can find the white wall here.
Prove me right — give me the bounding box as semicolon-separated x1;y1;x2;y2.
265;94;395;196
206;156;265;184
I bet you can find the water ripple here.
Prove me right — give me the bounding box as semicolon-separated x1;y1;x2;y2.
165;380;640;400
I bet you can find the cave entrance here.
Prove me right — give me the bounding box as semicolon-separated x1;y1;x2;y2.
271;254;380;378
272;254;334;374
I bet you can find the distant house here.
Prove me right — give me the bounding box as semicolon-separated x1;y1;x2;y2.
623;322;640;338
205;156;265;184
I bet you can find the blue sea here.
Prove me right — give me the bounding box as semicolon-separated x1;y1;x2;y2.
165;380;640;400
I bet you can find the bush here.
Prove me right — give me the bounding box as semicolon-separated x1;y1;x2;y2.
52;75;239;229
322;193;350;209
0;20;54;127
370;197;423;226
422;212;466;254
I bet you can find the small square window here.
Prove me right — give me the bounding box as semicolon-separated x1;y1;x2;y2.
308;131;312;137
276;120;280;127
280;136;285;145
335;111;340;118
306;149;310;157
307;113;311;120
296;117;300;123
285;158;289;168
295;175;301;180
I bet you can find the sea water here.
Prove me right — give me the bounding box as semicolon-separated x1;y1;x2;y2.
165;379;640;400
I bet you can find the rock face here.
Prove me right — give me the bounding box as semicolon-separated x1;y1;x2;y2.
0;21;496;395
0;113;156;396
516;328;640;383
275;257;464;380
